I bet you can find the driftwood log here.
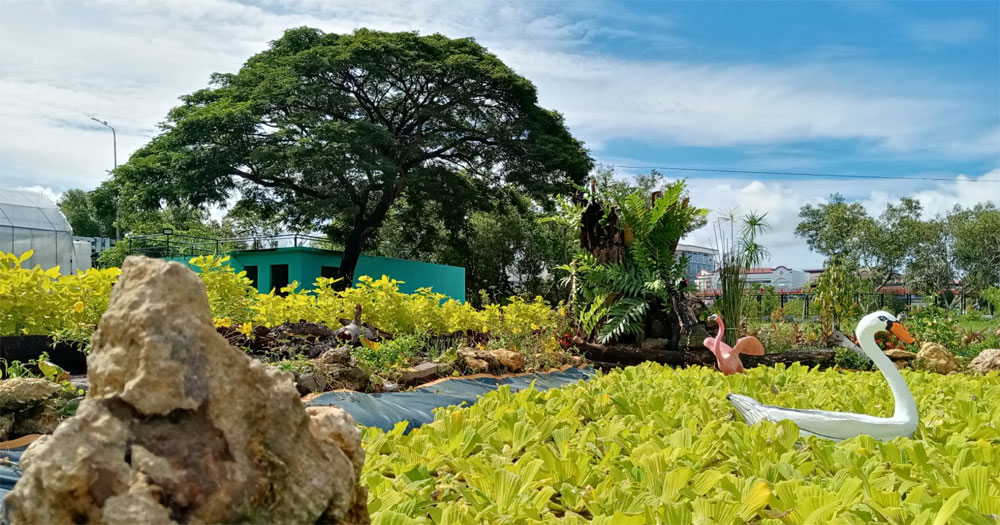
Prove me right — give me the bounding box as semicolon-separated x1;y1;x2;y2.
577;341;835;370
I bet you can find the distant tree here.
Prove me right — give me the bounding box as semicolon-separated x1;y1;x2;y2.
903;203;1000;306
857;197;925;292
904;219;955;299
949;203;1000;294
96;205;222;267
372;168;681;303
374;191;576;304
58;189;102;237
798;195;930;292
114;27;592;287
795;194;870;264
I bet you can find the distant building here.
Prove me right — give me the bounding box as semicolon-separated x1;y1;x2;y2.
694;269;716;291
676;243;717;281
696;266;810;293
131;232;467;301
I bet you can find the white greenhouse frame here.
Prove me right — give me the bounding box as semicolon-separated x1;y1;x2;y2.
0;189;78;271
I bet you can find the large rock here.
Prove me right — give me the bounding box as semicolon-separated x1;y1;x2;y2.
4;256;369;525
916;342;959;375
969;349;1000;374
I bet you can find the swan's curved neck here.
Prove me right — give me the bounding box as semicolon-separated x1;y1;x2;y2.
858;329;917;421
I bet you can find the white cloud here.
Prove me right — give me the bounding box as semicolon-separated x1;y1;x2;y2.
15;185;61;204
905;17;991;46
0;0;996;214
680;170;1000;269
503;49;985;154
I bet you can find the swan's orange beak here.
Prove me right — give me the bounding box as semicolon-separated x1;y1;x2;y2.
889;321;915;344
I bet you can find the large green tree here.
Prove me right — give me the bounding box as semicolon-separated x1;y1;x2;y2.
795;194;870;265
57;189;104;237
797;195;927;292
948;203;1000;295
857;197;925;291
114;27;592;285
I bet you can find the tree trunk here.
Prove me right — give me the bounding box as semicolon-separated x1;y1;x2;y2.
336;225;366;290
335;180;405;290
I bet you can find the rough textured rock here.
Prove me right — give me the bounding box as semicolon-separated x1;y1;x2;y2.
681;324;712;350
490;349;524;372
316;347;353;365
969;349;1000;374
398;362;441;385
0;378;66;441
640;338;671;351
0;413;13;441
4;256;369;525
458;348;498;373
884;349;916;360
10;404;62;436
916;342;959;375
310;360;370;392
295;372;331;395
464;357;490;373
0;378;61;410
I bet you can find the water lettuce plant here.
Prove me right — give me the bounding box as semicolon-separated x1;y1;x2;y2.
363;363;1000;524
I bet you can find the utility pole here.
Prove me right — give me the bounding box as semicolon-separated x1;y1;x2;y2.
91;117;119;240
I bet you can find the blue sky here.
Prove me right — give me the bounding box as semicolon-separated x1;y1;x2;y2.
580;1;999;187
0;0;997;267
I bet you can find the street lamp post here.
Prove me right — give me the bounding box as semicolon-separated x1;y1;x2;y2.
91;117;120;240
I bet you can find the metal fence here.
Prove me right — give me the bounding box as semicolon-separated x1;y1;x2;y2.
696;292;995;318
127;232;337;259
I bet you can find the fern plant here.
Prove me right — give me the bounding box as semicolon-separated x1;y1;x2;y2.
576;181;707;343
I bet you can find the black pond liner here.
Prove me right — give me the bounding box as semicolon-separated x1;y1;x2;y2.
0;366;595;514
305;366;596;432
0;336;87;375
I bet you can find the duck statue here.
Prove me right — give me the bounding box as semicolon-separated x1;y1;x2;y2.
728;311;917;441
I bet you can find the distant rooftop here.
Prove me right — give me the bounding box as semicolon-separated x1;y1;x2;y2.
676;243;716;255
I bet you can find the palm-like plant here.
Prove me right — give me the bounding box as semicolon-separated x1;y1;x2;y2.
576;181;707;343
711;211;770;347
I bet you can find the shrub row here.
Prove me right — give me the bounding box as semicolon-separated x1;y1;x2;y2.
1;252;568;347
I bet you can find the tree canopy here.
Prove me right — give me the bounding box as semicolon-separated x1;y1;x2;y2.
114;27;592;284
797;194;1000;304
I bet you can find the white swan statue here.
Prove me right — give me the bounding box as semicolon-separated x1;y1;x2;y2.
727;311;918;441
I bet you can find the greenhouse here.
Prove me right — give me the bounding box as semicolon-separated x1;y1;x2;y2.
0;189;86;272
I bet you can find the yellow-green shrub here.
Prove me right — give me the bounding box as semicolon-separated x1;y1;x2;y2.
0;252;567;343
1;251;66;335
363;363;1000;524
55;265;121;345
189;255;257;325
0;250;119;345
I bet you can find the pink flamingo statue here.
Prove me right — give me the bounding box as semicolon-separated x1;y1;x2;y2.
703;313;765;375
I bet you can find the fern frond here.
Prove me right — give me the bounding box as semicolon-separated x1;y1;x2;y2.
598;296;650;343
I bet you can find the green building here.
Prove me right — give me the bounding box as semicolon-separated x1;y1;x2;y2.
133;233;466;301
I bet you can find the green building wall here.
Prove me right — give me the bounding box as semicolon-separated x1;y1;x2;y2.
167;247;465;301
